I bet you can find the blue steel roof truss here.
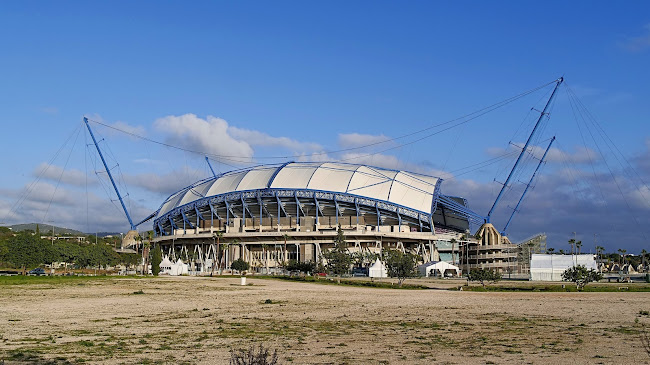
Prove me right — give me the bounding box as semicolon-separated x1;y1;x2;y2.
154;187;449;235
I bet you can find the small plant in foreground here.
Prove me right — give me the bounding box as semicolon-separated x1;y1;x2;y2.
561;265;603;290
230;343;278;365
467;268;501;288
231;259;250;274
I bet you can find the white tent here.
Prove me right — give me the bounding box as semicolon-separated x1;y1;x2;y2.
159;256;173;275
369;258;387;278
160;256;189;276
530;254;597;281
419;261;461;277
171;259;189;276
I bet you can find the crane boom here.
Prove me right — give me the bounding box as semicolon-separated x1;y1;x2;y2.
84;117;135;230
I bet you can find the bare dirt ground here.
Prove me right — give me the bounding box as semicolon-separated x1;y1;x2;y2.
1;276;649;364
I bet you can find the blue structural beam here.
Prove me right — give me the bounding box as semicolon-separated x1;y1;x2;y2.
84;117;135;230
205;157;217;178
502;136;555;234
486;77;563;222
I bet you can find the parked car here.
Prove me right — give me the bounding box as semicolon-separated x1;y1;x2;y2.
28;268;46;276
352;267;368;277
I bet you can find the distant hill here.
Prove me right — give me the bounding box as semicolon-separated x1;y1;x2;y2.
8;223;85;236
4;224;135;238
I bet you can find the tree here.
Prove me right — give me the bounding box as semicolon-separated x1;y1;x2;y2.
384;249;418;287
575;240;582;255
547;247;555;254
561;264;603;290
467;268;502;288
231;258;249;274
323;225;352;283
151;245;162;276
286;260;315;274
261;243;269;274
641;249;648;272
595;246;605;266
568;238;576;255
282;234;290;265
221;242;230;270
120;252;140;268
450;238;457;265
212;231;223;273
7;233;49;274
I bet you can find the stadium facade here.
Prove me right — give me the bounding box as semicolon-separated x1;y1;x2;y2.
151;162;516;274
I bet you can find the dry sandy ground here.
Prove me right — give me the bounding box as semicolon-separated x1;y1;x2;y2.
1;276;649;364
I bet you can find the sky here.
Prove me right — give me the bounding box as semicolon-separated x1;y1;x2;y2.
0;1;648;253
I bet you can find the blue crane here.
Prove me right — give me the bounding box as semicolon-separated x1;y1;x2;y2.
486;77;563;223
501;136;555;235
84;117;135;230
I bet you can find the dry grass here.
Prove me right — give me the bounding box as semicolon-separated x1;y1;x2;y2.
1;276;649;364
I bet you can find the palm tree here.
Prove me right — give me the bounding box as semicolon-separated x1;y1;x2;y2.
576;240;582;255
617;248;625;267
568;238;576;255
641;249;648;272
547;247;555;254
230;239;240;270
261;243;269;274
221;242;231;271
282;234;290;265
212;231;223;273
595;245;604;268
134;234;143;274
450;238;457;265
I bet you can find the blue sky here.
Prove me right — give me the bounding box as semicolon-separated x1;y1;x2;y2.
0;1;648;253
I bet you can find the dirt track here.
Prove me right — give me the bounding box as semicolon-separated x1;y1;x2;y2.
1;276;649;364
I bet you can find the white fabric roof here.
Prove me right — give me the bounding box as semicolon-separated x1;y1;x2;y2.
369;258;388;278
156;162;441;218
418;261;461;277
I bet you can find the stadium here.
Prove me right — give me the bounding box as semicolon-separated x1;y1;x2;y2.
151;161;517;274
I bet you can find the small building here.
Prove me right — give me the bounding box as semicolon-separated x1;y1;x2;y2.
368;258;387;278
159;256;189;276
529;254;597;281
419;261;461;277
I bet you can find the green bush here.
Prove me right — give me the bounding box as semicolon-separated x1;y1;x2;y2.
151;246;162;276
467;268;502;288
231;259;250;273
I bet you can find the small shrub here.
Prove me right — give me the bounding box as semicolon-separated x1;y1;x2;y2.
231;259;250;273
133;289;145;295
230;343;278;365
264;299;273;304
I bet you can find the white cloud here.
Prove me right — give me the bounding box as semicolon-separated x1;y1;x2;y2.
33;163;94;187
110;121;146;137
123;168;206;195
154;114;324;164
154;114;255;163
295;151;333;163
487;143;599;164
0;183;154;234
229;126;322;152
620;23;650;52
338;133;392;149
85;114;146;140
